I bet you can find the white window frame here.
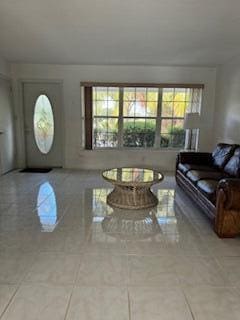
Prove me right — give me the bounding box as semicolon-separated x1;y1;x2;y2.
86;84;203;150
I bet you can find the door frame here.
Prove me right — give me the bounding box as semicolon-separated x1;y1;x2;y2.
0;73;15;175
19;79;65;168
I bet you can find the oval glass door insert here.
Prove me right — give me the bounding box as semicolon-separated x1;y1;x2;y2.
33;94;54;154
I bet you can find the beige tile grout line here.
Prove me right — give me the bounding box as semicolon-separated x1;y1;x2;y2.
0;174;63;319
0;172;96;319
0;218;91;319
63;266;82;320
126;252;132;320
63;227;92;320
0;250;39;320
0;285;20;319
127;289;132;320
181;288;196;320
63;229;130;320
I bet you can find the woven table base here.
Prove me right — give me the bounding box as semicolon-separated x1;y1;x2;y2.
107;185;158;209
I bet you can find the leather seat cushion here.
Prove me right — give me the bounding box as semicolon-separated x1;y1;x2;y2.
186;170;226;184
197;179;219;204
178;163;218;175
212;143;237;169
224;147;240;177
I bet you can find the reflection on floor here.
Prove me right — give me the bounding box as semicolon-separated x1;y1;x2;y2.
91;188;177;241
0;170;240;320
37;182;58;232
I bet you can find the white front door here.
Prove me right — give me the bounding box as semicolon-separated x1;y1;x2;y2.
0;77;15;175
23;82;63;168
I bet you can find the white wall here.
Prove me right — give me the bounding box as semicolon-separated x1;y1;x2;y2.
11;63;217;171
213;56;240;145
0;57;10;77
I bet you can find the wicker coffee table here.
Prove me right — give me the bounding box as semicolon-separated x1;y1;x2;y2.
102;167;163;209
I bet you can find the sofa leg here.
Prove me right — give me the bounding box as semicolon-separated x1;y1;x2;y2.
215;190;240;238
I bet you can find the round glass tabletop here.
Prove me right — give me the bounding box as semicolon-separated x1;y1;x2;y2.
102;167;163;184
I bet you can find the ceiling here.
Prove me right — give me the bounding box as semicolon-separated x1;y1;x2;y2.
0;0;240;66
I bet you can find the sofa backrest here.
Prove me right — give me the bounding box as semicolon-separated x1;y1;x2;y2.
224;147;240;177
212;143;236;170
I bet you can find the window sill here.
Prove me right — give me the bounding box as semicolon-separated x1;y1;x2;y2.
83;147;183;152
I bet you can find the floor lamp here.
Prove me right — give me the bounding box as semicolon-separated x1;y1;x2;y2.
184;112;200;151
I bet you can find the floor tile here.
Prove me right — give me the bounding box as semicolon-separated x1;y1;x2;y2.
76;253;128;286
66;286;129;320
56;211;88;231
23;252;80;285
129;286;193;320
175;256;229;286
0;231;41;253
0;253;36;284
184;286;240;320
1;170;240;319
1;284;72;320
0;214;40;232
216;256;240;287
202;235;240;257
38;229;87;253
0;285;17;316
84;229;127;255
126;235;181;256
0;203;11;213
128;255;179;287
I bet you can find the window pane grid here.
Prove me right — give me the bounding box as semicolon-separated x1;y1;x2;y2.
92;86;202;149
121;87;158;148
93;87;119;148
160;87;201;148
123;87;158;118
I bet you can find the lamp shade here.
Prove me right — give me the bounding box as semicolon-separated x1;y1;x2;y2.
184;112;200;129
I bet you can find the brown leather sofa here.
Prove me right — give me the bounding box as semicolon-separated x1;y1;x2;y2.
176;143;240;238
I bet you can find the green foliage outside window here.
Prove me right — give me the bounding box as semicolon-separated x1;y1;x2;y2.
94;120;185;148
92;87;201;148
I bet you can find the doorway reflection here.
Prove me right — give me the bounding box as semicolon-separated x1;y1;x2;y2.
37;182;58;232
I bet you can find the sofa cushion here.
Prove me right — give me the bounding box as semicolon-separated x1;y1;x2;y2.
186;170;226;184
224;147;240;177
197;179;219;204
212;143;236;169
178;163;218;175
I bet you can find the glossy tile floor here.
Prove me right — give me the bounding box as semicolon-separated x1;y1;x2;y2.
0;170;240;320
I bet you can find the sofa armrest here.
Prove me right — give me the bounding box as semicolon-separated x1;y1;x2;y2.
177;152;213;166
215;178;240;238
217;179;240;210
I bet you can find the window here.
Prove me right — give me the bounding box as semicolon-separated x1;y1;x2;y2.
93;87;119;148
122;87;158;148
83;83;203;149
